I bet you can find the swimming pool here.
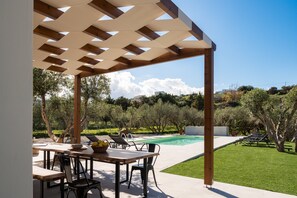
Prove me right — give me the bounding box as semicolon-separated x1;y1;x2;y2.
139;135;204;146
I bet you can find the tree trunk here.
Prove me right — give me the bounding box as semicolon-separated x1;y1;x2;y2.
266;125;285;152
275;142;285;152
41;95;58;142
274;133;285;152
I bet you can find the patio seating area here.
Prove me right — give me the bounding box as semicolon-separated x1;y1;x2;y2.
241;133;293;151
32;136;297;198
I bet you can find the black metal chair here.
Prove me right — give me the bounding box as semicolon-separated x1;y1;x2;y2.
128;143;160;189
58;153;104;198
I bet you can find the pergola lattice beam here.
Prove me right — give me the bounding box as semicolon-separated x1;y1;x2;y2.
89;0;124;18
137;27;180;55
34;25;64;41
39;44;65;55
34;0;63;20
81;44;105;55
79;48;205;77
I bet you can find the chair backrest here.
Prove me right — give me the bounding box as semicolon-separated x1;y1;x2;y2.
127;133;134;139
58;153;89;185
109;134;129;146
58;154;73;183
140;143;160;166
86;134;99;143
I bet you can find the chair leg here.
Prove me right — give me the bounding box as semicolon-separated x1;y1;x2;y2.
97;185;104;198
85;159;88;173
152;168;158;187
51;154;57;170
66;190;72;198
128;169;134;189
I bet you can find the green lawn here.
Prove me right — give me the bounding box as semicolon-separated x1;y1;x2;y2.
163;143;297;196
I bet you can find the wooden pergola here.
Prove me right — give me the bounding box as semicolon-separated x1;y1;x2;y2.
33;0;216;185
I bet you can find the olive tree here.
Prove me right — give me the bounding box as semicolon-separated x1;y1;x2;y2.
139;100;172;133
33;68;110;141
215;107;256;136
241;88;297;152
168;105;185;133
33;68;64;141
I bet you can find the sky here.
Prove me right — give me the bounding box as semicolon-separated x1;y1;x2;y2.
107;0;297;99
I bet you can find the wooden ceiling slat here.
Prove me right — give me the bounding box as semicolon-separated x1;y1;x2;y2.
81;44;104;55
80;68;111;77
108;64;129;72
79;49;205;77
157;0;179;19
190;23;203;41
77;66;94;73
83;26;112;40
137;26;180;55
34;0;63;20
89;0;123;19
152;48;205;63
124;44;145;55
94;68;109;74
39;44;65;55
167;45;180;55
115;57;130;65
34;26;64;41
78;56;100;65
136;26;160;40
129;48;205;67
43;56;66;65
33;0;216;76
47;65;67;73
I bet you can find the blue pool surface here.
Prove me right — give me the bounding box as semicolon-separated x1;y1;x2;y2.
139;135;204;146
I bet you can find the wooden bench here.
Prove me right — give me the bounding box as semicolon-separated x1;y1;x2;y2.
33;166;65;198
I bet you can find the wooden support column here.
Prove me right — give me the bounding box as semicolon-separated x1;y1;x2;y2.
204;48;214;185
74;75;81;143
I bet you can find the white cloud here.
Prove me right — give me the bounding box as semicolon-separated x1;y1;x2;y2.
106;72;203;99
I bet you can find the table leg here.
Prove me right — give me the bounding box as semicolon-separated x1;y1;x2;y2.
60;178;64;198
143;158;148;198
60;163;64;198
47;151;50;169
115;162;120;198
46;151;51;188
90;157;93;179
40;181;44;198
43;151;46;168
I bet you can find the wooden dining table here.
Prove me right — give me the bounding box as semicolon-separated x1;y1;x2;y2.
33;143;158;198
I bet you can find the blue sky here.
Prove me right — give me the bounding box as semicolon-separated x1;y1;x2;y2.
108;0;297;98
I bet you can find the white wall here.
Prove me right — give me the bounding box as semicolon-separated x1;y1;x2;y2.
185;126;229;136
0;0;32;197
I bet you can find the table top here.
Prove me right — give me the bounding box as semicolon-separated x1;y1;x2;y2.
33;143;158;164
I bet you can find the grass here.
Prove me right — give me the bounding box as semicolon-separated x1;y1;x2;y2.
163;143;297;196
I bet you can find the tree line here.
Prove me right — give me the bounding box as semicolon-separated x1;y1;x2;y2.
33;68;297;152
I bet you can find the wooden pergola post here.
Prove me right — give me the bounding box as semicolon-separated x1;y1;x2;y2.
204;48;214;186
73;75;81;144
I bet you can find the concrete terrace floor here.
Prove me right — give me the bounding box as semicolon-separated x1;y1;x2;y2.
33;135;297;198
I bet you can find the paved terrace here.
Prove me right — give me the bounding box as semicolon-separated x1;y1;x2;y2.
33;136;297;198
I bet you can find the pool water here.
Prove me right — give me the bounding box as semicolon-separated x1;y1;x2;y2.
139;135;204;146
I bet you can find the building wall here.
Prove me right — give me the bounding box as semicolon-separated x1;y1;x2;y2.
0;0;33;197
